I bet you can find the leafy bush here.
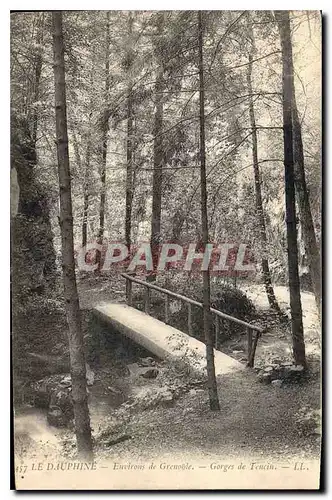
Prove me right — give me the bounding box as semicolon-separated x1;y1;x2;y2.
163;279;256;344
129;274;256;344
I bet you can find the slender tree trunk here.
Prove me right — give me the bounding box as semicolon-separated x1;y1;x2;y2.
292;85;321;319
82;133;91;249
125;11;134;252
31;12;44;146
71;129;90;250
149;13;165;281
82;52;98;250
198;11;220;410
96;12;111;270
52;11;93;459
275;10;306;367
246;23;282;315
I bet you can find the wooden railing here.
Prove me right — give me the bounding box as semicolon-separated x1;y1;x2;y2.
121;273;264;368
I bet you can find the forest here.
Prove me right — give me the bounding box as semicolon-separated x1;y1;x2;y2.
11;10;321;478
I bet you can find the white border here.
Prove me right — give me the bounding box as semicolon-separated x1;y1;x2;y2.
1;3;329;498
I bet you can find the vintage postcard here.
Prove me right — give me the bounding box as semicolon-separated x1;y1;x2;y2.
11;9;322;490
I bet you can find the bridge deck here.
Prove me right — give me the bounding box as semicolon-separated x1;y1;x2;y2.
93;303;244;376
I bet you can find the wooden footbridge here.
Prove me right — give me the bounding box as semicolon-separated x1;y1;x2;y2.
93;273;264;377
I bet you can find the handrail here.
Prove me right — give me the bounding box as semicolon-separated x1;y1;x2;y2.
121;272;264;334
121;272;263;367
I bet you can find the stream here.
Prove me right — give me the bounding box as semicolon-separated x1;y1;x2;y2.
14;313;160;462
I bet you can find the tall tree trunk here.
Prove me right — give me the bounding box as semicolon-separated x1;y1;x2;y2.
125;11;134;252
82;130;91;249
198;11;220;410
275;10;306;367
31;12;44;146
82;56;96;250
71;129;90;250
246;21;282;315
149;13;165;281
52;11;93;459
96;12;111;270
292;85;321;319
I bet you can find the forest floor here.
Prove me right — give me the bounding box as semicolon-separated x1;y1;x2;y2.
14;275;321;469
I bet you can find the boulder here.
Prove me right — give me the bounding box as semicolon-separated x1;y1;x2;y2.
127;363;159;379
86;364;95;386
280;364;305;382
140;368;159;379
257;372;271;384
138;357;156;367
289;365;305;373
49;388;73;420
47;407;68;428
127;386;174;410
30;374;74;427
271;379;283;388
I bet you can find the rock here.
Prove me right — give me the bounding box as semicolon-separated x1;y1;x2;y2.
86;364;95;386
232;350;244;354
31;383;50;408
107;386;122;395
128;363;159;379
140;368;159;379
60;375;71;387
138;357;156;367
271;379;283;388
30;375;65;409
128;386;174;409
30;374;73;425
106;435;131;447
127;363;141;376
280;364;305;382
159;388;174;404
47;407;68;428
258;373;271;384
264;366;274;372
189;389;197;396
49;388;73;420
289;365;305;372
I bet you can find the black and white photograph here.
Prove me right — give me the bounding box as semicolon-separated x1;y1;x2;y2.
10;8;322;490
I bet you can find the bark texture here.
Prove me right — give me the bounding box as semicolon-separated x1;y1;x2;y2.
292;85;321;319
52;11;93;459
125;11;134;251
96;12;111;270
198;11;220;410
149;13;165;281
275;10;306;367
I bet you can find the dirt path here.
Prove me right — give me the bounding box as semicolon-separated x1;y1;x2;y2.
94;366;320;463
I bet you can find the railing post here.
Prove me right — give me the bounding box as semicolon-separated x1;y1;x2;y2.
247;327;253;366
144;287;150;314
165;294;170;324
187;303;193;336
126;279;132;306
248;331;260;368
215;315;219;349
